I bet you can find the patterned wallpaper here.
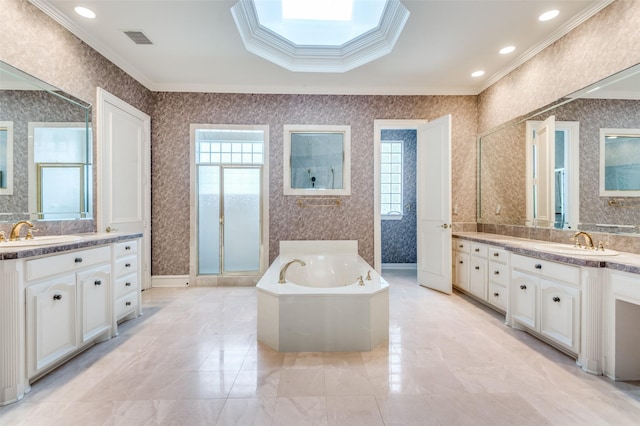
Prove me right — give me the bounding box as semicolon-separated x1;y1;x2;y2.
381;129;417;264
151;94;478;274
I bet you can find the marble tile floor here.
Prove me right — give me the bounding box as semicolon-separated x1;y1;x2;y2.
2;269;640;425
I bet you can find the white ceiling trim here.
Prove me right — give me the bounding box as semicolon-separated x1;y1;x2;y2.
479;0;615;93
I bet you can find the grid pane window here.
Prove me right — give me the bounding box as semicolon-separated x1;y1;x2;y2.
196;129;264;165
381;140;403;216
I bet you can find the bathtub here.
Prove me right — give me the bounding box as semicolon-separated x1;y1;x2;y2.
257;240;389;352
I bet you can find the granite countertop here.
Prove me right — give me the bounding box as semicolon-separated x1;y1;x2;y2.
453;232;640;275
0;232;143;260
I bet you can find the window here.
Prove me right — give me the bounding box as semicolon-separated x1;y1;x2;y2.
381;140;403;219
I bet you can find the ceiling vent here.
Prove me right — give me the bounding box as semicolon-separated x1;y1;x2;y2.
123;31;153;45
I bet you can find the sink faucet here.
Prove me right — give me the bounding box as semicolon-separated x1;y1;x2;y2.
9;220;34;241
573;231;594;249
278;259;305;284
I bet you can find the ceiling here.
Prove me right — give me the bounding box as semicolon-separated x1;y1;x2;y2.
30;0;613;95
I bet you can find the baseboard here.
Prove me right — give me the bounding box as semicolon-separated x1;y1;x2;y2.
381;263;417;270
151;275;190;288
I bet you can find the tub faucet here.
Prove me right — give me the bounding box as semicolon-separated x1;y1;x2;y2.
9;220;34;241
278;259;306;284
572;231;594;248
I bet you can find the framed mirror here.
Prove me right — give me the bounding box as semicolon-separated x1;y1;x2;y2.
0;60;92;223
283;125;351;196
600;128;640;196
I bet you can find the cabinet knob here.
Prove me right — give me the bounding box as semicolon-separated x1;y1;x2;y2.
125;263;131;268
94;280;102;286
493;292;500;297
459;260;464;264
553;296;561;303
520;285;527;290
53;294;62;301
534;264;542;269
494;270;500;275
125;301;132;306
474;266;480;270
493;252;499;257
74;257;83;263
474;248;480;252
125;282;132;287
125;245;131;250
459;244;463;248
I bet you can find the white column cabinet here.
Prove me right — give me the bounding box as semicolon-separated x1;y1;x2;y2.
452;239;470;291
79;266;112;343
487;247;508;311
511;270;537;329
469;243;487;299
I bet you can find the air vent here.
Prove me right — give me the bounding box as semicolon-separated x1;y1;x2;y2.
123;31;153;45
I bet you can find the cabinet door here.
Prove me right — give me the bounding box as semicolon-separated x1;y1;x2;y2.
511;270;537;330
453;252;469;291
540;279;580;352
469;256;487;299
79;266;112;343
26;275;77;377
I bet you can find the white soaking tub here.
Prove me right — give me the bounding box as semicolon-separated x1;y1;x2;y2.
257;240;389;352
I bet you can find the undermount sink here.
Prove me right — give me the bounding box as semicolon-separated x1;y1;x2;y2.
531;243;619;256
0;235;83;248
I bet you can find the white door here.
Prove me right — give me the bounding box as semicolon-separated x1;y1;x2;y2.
97;88;151;289
417;115;452;294
527;115;556;227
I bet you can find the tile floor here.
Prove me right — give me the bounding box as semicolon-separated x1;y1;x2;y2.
2;269;640;425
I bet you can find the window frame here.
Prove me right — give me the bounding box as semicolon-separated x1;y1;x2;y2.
380;139;404;220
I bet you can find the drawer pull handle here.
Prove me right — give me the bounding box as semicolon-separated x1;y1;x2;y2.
125;301;132;306
459;244;464;248
53;294;62;301
474;266;480;270
520;285;527;290
493;253;499;257
125;245;131;250
74;257;83;264
474;248;480;252
553;296;561;303
494;271;500;275
94;280;102;286
459;261;464;264
125;282;132;287
125;263;131;268
534;264;542;269
493;292;500;297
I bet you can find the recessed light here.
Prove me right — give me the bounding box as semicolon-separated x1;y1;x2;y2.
471;70;485;77
74;6;96;19
539;10;559;21
499;46;516;55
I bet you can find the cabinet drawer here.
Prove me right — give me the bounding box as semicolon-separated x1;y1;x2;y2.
488;261;508;286
453;239;470;253
115;273;139;298
115;255;138;277
114;240;138;258
488;282;507;311
511;254;579;285
488;247;508;264
116;292;138;319
26;246;110;282
470;243;487;258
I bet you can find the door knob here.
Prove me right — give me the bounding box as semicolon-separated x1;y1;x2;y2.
106;226;119;233
440;223;450;229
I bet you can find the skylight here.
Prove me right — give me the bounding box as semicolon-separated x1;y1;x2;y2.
231;0;410;73
282;0;353;21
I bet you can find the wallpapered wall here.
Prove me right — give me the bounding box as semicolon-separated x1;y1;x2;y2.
151;94;478;275
380;129;417;264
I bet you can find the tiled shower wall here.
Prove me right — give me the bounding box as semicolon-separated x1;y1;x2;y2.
381;129;416;264
151;94;478;274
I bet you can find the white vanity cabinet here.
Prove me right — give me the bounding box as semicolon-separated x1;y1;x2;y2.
113;240;141;322
469;243;488;299
452;238;470;291
25;246;112;378
511;254;581;354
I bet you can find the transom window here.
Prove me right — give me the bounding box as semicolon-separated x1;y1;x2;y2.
195;129;264;165
380;140;403;218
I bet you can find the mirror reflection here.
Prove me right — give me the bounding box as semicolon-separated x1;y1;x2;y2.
283;125;351;196
479;63;640;233
600;129;640;196
0;61;92;222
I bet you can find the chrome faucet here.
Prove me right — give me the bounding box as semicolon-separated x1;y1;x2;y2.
573;231;594;249
278;259;306;284
9;220;34;241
